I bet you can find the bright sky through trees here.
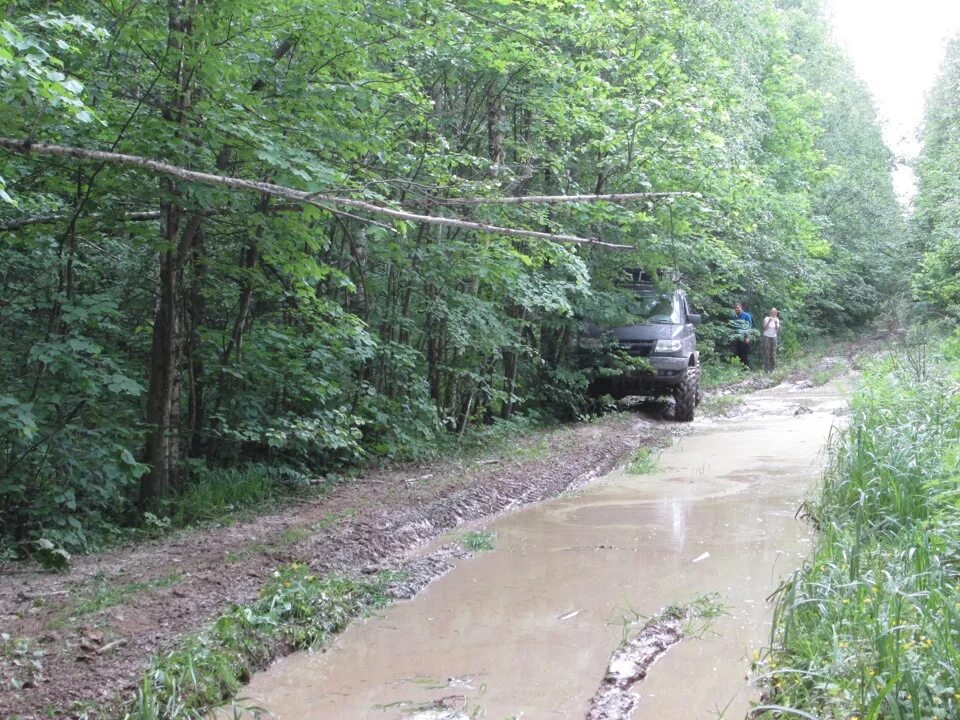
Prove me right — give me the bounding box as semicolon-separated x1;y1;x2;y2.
825;0;960;202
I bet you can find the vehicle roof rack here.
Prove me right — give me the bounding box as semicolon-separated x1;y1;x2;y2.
620;267;682;291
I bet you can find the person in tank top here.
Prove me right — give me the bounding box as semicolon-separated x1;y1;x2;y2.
762;307;781;372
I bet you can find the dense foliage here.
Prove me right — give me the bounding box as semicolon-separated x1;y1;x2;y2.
758;332;960;719
913;37;960;312
0;0;904;557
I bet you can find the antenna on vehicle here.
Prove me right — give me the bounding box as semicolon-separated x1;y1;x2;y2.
668;203;679;286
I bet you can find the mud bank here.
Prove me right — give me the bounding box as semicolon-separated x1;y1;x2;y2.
0;413;665;719
587;615;684;720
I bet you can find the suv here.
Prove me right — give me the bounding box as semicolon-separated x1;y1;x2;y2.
586;272;702;421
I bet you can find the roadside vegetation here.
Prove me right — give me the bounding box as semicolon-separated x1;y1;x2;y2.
618;592;727;644
460;530;497;552
126;564;391;720
74;573;183;617
699;393;746;418
701;338;856;391
626;448;660;474
755;327;960;720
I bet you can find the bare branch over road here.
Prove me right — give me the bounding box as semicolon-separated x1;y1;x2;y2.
420;190;699;206
0;138;686;249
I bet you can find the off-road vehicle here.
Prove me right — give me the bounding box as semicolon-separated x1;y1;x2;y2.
585;270;702;421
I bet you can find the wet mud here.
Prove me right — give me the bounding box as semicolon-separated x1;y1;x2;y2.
236;378;849;719
587;616;683;720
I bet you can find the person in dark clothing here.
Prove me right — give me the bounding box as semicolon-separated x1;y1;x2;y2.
732;302;753;367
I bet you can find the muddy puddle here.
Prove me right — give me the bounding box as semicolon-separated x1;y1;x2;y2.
231;379;849;719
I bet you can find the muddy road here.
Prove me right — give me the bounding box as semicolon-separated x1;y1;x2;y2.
0;407;665;719
0;365;852;720
233;379;848;719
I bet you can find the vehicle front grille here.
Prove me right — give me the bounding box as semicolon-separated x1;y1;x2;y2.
620;340;655;357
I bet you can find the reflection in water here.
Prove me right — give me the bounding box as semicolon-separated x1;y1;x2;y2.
669;498;686;551
233;380;848;720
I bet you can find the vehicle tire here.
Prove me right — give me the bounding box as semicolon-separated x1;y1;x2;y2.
674;366;698;421
695;370;703;406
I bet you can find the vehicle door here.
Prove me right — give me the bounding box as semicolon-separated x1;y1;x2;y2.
676;294;689;346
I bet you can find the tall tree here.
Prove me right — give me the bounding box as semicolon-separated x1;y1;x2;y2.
913;37;960;311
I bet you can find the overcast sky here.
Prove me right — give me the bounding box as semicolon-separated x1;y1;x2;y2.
824;0;960;202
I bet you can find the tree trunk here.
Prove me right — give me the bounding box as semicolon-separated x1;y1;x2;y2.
487;94;505;175
427;321;442;409
224;242;258;366
502;337;520;419
141;200;183;504
185;226;207;457
139;0;198;506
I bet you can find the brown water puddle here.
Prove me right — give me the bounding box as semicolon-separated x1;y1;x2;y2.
232;380;848;719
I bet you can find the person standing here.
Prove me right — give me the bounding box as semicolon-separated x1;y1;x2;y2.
762;307;781;372
732;302;754;367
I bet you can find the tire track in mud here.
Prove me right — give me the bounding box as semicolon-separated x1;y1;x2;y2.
328;430;665;608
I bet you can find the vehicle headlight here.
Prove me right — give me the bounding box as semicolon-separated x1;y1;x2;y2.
654;339;683;353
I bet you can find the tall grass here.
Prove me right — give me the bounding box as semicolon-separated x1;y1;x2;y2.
163;465;287;527
756;345;960;719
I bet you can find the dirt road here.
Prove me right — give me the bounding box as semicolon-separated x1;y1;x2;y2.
233;378;848;719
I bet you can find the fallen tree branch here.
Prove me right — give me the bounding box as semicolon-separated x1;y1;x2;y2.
421;190;699;206
322;207;396;232
95;638;128;655
0;138;632;248
0;210;161;232
0;202;395;235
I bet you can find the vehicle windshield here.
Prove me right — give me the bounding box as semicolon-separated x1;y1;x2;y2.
637;292;678;324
